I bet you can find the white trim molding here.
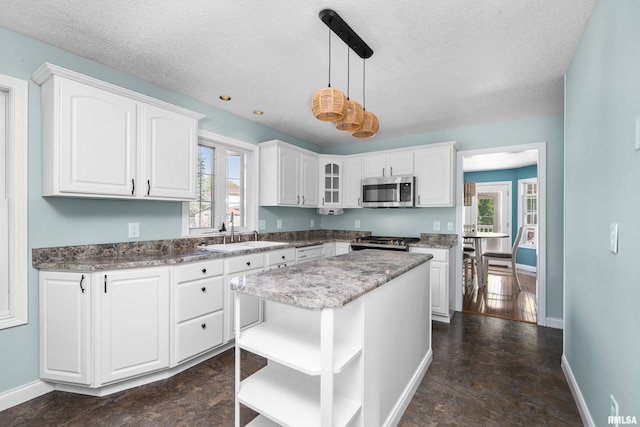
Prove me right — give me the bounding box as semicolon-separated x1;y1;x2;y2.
0;381;54;412
0;74;28;330
561;354;595;427
545;317;563;329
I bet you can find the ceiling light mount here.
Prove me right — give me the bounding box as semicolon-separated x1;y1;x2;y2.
319;9;373;59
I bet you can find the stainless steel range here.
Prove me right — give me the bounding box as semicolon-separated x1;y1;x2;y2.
350;236;420;252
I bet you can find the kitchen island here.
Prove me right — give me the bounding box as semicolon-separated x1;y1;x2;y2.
230;249;433;427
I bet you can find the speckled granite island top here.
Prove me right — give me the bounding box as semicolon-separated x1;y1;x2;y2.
230;249;432;309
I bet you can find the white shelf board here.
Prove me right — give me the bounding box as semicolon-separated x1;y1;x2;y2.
238;322;361;375
247;414;281;427
239;365;361;427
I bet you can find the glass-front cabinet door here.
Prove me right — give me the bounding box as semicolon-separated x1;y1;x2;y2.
321;159;342;207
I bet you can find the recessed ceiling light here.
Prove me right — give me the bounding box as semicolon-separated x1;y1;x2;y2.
253;110;264;115
219;95;231;101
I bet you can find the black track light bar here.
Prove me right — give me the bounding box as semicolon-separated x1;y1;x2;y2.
319;9;373;59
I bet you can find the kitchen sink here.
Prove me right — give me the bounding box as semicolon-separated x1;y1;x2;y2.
202;241;288;252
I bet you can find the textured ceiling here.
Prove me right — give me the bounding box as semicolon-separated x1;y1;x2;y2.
0;0;594;147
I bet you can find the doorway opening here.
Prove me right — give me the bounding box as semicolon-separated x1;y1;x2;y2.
455;143;546;326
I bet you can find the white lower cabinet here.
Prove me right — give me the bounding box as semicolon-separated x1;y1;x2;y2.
225;253;265;341
236;299;363;427
409;246;455;322
40;267;171;388
173;259;225;365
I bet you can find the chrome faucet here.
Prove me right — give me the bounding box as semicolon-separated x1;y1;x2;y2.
253;230;258;241
230;212;235;243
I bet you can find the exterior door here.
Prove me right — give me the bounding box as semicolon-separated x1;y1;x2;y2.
474;182;511;253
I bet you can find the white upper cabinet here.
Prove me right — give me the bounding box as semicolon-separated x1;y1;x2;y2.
319;157;342;207
343;157;362;208
414;144;456;207
362;151;414;178
33;63;204;201
142;105;198;200
259;140;319;207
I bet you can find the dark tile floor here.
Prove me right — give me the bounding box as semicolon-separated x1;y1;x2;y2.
0;313;582;426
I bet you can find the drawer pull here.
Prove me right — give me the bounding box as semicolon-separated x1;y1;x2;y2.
201;287;206;292
201;324;206;329
281;255;286;259
246;261;251;266
202;268;207;274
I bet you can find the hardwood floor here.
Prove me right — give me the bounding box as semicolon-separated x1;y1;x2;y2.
463;264;537;324
0;314;581;426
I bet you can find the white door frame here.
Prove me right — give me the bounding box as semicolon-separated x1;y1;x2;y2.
455;142;547;326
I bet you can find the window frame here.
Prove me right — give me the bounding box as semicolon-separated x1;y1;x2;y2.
0;74;28;330
182;130;258;236
518;177;538;249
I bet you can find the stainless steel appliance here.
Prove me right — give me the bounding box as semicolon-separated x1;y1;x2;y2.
350;236;420;252
361;175;415;208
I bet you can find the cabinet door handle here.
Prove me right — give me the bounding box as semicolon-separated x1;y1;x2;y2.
302;196;305;205
390;167;393;176
382;167;385;177
246;261;251;266
147;180;151;196
281;255;286;259
322;197;325;206
104;274;107;293
297;195;300;205
201;287;206;292
79;274;85;294
202;268;207;274
131;179;135;195
418;195;421;204
358;197;361;206
201;324;207;329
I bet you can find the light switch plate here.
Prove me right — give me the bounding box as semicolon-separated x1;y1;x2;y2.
258;219;266;230
276;219;282;230
447;222;454;231
355;219;361;229
310;219;315;228
636;116;640;151
610;223;619;253
434;221;441;231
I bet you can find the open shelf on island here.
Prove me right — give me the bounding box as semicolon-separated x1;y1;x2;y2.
237;322;362;375
246;415;281;427
239;364;361;427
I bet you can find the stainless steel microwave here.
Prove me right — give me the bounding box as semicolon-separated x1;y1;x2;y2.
361;176;415;208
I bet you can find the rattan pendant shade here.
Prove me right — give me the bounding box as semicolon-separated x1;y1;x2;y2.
352;110;379;138
312;87;347;121
335;99;363;131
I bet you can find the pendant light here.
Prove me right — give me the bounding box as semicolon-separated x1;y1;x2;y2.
311;25;347;122
352;57;379;138
335;46;363;131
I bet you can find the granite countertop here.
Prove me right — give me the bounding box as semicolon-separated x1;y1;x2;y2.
413;233;458;249
230;249;432;309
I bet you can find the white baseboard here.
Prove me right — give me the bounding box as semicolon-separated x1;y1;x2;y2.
561;354;595;427
515;263;537;273
0;380;53;412
545;317;564;329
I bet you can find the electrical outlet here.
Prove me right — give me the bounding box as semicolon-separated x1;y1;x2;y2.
355;220;361;229
128;222;140;238
276;219;282;230
447;222;454;231
610;395;619;426
433;221;440;231
258;219;266;230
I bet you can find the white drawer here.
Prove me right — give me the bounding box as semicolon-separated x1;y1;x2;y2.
267;248;296;266
296;245;324;263
227;253;264;274
175;311;223;364
410;247;449;262
177;276;224;322
176;259;223;283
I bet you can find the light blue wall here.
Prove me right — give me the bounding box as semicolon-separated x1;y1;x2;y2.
0;26;320;394
323;115;564;319
564;0;640;423
464;165;538;267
